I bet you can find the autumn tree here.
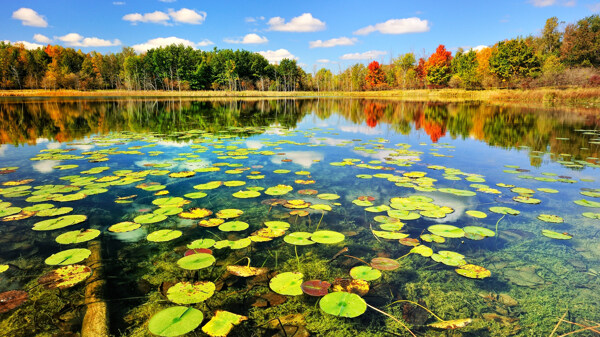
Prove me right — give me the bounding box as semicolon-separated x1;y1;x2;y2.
365;61;386;89
561;15;600;67
425;45;453;87
451;49;479;89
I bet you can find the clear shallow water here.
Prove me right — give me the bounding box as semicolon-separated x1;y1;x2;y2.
0;98;599;336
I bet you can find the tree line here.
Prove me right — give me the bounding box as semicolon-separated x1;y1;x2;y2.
1;15;600;91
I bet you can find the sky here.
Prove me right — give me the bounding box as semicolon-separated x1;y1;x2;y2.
2;0;600;71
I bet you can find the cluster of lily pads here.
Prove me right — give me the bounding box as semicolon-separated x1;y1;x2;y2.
0;124;599;337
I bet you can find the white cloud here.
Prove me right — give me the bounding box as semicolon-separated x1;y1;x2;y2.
340;50;387;60
123;11;170;24
317;59;332;63
32;160;60;173
354;17;429;35
132;37;213;53
309;37;357;48
3;40;44;50
258;49;297;64
113;1;125;5
12;8;48;27
472;45;488;52
224;33;268;44
245;16;264;23
168;8;206;24
530;0;556;6
33;34;51;43
589;2;600;12
270;151;324;168
159;0;176;2
57;33;121;47
267;13;325;32
123;8;205;25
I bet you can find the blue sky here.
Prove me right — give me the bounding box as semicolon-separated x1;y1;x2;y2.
3;0;600;71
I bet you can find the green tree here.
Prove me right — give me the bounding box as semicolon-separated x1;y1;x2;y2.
489;39;541;83
452;49;479;89
560;15;600;66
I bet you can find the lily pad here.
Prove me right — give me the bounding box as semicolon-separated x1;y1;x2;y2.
541;230;572;240
32;215;87;231
537;214;564;223
455;264;491;279
219;221;249;232
179;208;212;219
582;212;600;219
311;230;345;244
187;239;216;249
226;265;268;277
410;245;433;257
269;272;303;296
38;264;92;289
108;221;140;233
317;193;340;200
45;248;91;265
574;199;600;208
284;232;315;245
232;190;260;199
431;251;466;266
465;210;487;218
56;229;101;244
301;280;331;296
148;306;203;337
319;292;366;318
134;213;167;224
201;310;247;337
350;266;382;281
147;229;182;242
428;224;464;238
371;257;401;271
216;209;243;219
177;253;216;270
36;207;73;217
463;226;495;238
167;281;216;304
489;207;520;215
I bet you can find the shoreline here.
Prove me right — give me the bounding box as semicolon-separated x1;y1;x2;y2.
1;88;600;107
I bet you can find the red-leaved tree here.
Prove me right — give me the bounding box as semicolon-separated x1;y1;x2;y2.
365;61;386;89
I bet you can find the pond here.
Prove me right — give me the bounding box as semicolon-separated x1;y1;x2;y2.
0;98;599;337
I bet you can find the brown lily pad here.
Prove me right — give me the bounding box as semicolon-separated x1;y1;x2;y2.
0;290;28;313
370;257;401;271
301;280;331;296
226;265;269;277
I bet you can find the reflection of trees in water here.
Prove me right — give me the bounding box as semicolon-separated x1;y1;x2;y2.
0;98;598;167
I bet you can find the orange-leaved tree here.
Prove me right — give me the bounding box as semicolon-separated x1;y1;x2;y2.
425;45;453;87
365;61;386;89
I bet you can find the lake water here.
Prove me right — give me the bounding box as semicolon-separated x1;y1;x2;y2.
0;98;599;337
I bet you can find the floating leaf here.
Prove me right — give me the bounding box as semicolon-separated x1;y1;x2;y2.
177;253;216;270
134;213;167;224
108;221;140;233
319;292;366;318
537;214;564;223
332;278;369;296
184;192;207;199
489;207;520;215
0;265;8;273
370;257;400;271
213;238;251;250
311;230;345;244
148;306;203;337
219;221;249;232
513;196;541;204
269;272;303;296
38;264;92;289
0;290;28;313
410;245;433;257
56;229;101;244
455;264;491;279
582;212;600;219
147;229;182;242
317;193;340;200
36;207;73;217
232;190;260;198
167;281;215;304
463;226;495;238
372;230;409;240
45;248;92;265
574;199;600;208
541;230;572;240
420;234;445;243
265;184;293;196
201;310;247;337
32;215;87;231
310;204;332;211
301;280;331;296
350;266;382;281
216;209;243;219
187;239;215;249
465;210;487;218
431;251;466;266
179;208;212;219
428;224;464;238
284;232;315;245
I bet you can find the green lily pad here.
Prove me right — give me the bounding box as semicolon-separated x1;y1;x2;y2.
232;190;260;199
216;209;243;219
537;188;558;194
410;245;433;257
177;253;216;270
465;210;487;218
134;213;167;224
32;215;87;231
201;310;247;337
574;199;600;208
0;265;8;273
213;238;251;249
45;248;91;265
365;205;391;213
311;230;345;244
350;266;382;281
38;264;92;289
541;230;572;240
265;184;293;196
152;197;185;207
184;192;207;199
513;196;541;204
420;234;445;243
463;226;495;238
284;232;315;245
148;306;203;337
269;272;303;296
56;229;101;244
147;229;182;242
372;230;409;239
431;251;466;266
154;207;184;216
218;221;249;232
537;214;564;223
428;224;464;238
317;193;340;200
264;221;290;230
187;239;216;249
319;292;366;318
582;212;600;220
22;203;54;212
167;281;215;304
0;207;22;217
489;206;520;215
455;264;491;279
36;207;73;217
108;221;140;233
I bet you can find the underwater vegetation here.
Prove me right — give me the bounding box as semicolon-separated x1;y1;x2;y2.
0;98;599;336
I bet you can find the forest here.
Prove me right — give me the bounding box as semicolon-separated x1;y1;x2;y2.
1;15;600;92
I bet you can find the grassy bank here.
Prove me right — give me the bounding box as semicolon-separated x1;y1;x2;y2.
1;88;600;106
